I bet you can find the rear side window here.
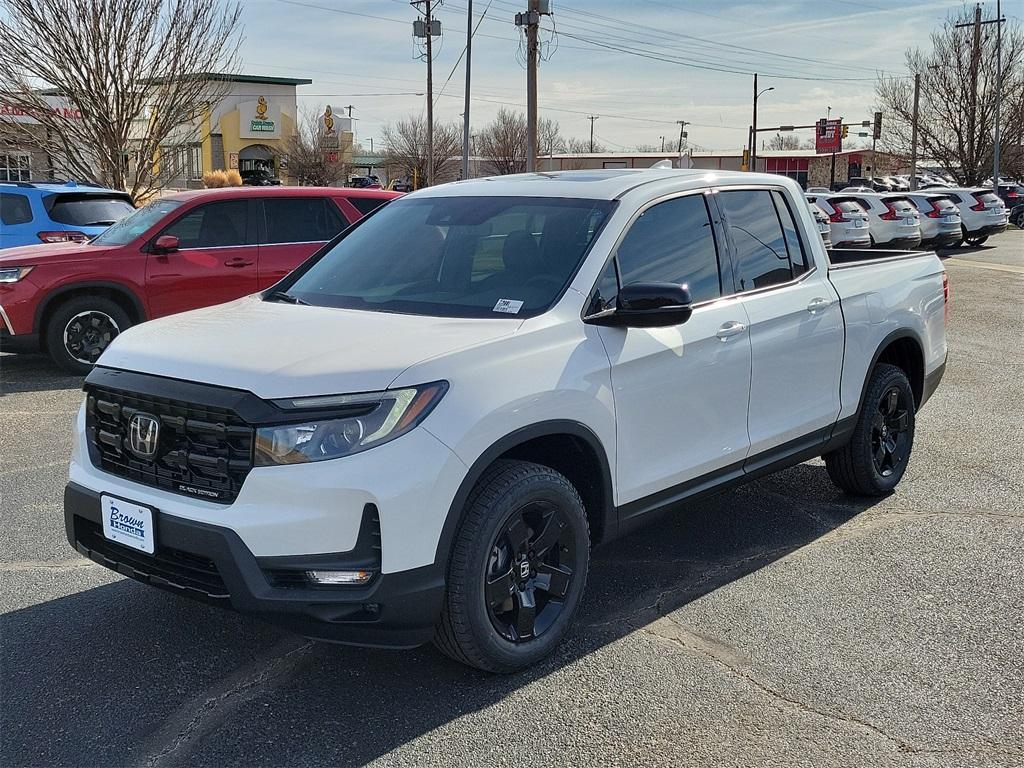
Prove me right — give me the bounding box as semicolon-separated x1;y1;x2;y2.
162;200;249;248
718;189;793;291
974;192;1000;205
835;200;865;214
614;194;722;304
0;193;32;225
771;191;809;276
263;197;347;244
347;196;390;217
47;194;134;226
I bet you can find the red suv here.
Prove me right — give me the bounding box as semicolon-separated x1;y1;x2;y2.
0;186;400;372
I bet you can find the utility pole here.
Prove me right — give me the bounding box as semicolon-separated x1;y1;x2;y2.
751;73;758;170
659;135;665;152
993;0;1005;193
412;1;439;186
525;0;539;172
676;120;689;153
462;0;472;181
344;105;354;118
955;4;1003;185
587;115;599;153
910;73;921;191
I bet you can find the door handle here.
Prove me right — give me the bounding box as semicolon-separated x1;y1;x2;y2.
224;257;254;268
807;297;834;313
716;321;746;340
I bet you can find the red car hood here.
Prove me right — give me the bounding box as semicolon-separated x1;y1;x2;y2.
0;241;116;266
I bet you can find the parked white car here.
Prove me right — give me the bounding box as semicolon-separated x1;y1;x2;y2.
942;187;1008;246
64;169;948;672
806;193;871;248
841;193;922;249
809;203;832;247
906;192;962;249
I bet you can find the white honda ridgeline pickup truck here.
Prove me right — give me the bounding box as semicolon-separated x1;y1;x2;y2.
64;169;948;672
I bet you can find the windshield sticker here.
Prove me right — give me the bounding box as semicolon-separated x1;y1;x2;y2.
493;299;524;314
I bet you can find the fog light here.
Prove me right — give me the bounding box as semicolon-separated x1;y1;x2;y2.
305;569;374;585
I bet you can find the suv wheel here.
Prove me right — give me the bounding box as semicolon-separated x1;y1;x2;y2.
434;460;590;673
45;296;130;375
824;363;915;496
964;235;988;246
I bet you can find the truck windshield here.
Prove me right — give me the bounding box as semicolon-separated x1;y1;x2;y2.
90;199;183;246
281;195;615;318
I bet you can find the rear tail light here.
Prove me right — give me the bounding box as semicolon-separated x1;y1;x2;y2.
970;194;988;211
829;210;849;223
926;202;944;219
879;202;899;221
38;231;88;243
942;272;950;323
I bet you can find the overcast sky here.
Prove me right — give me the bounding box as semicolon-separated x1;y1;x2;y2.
242;0;994;153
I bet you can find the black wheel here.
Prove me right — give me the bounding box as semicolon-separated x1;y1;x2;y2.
45;296;130;374
965;235;988;246
825;363;915;496
434;460;590;673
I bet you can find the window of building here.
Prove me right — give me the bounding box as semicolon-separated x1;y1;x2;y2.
0;152;31;182
0;192;33;225
161;144;203;181
718;189;794;291
613;194;722;304
263;197;347;244
161;200;249;248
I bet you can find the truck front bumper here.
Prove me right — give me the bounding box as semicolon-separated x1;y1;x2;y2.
65;482;445;648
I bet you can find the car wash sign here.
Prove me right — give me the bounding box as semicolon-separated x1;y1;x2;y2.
815;118;842;154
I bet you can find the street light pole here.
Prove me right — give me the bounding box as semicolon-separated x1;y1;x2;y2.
751;75;774;173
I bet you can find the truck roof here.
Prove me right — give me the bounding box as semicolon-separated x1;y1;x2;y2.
414;168;769;200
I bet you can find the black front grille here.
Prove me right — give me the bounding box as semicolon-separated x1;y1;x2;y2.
86;385;254;503
75;517;229;600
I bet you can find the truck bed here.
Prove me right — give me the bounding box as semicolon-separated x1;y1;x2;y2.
826;248;933;267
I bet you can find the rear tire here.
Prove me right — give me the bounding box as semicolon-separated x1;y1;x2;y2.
825;363;915;497
434;460;590;673
964;235;988;246
45;296;130;375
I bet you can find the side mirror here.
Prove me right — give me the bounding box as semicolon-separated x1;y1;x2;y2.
586;282;693;328
152;234;179;254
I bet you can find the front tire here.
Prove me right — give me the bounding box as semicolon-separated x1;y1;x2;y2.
965;235;988;246
45;296;130;375
434;460;590;673
825;363;916;496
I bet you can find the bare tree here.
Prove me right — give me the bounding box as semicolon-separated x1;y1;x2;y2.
765;133;802;151
634;143;661;152
381;114;461;187
477;108;528;175
876;7;1024;184
286;106;347;187
538;116;566;156
0;0;242;200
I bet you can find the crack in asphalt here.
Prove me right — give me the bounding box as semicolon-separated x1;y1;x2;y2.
0;558;96;572
642;616;1024;760
142;640;314;768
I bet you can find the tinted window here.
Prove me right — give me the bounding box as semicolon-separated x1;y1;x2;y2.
771;191;808;276
284;196;613;319
615;194;721;303
91;199;183;246
48;194;134;226
588;259;620;314
163;200;249;248
0;193;32;225
835;200;866;214
348;196;390;216
718;189;792;291
264;197;346;244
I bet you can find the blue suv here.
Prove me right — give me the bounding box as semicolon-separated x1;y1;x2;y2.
0;181;134;250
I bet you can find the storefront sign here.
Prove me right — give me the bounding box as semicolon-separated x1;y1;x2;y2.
239;97;282;139
815;118;843;154
0;99;83;124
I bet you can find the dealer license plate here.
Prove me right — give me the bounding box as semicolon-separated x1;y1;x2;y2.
101;495;155;554
943;215;958;223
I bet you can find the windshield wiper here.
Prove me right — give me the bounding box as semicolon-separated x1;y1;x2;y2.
265;290;309;306
83;220;117;226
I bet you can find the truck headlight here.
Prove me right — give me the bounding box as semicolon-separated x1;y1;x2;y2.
0;266;33;283
254;381;448;466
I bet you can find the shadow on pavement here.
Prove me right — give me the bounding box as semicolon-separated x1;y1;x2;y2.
0;353;83;396
0;463;879;768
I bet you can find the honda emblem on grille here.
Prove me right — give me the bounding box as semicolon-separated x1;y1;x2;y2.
128;413;160;459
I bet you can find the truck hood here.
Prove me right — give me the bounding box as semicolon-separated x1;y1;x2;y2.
98;295;523;399
0;241;114;266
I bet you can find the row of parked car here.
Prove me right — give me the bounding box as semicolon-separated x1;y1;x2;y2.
805;186;1011;251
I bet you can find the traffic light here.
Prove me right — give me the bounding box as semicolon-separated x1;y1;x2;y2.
816;118;828;138
841;124;849;140
872;111;883;140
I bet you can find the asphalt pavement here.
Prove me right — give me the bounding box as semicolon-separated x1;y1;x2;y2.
1;231;1022;768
